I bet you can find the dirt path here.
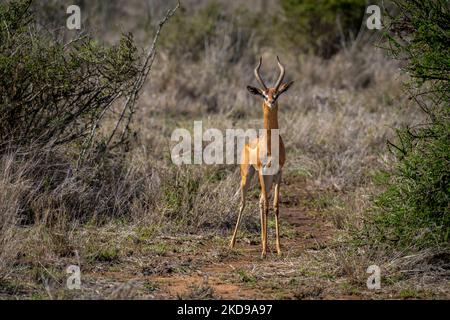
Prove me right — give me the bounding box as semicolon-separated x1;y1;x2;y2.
80;178;337;300
149;206;334;299
3;179;448;299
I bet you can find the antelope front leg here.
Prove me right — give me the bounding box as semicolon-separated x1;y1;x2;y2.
258;173;269;258
230;166;254;249
273;172;282;255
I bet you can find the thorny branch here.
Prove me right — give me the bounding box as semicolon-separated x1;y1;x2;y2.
105;1;181;149
77;1;180;167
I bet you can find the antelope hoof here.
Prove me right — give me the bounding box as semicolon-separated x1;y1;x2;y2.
260;251;267;259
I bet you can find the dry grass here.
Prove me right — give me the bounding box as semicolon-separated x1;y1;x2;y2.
1;0;447;299
0;154;31;278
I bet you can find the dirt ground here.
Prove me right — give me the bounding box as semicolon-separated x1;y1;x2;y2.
81;190;338;300
2;177;448;300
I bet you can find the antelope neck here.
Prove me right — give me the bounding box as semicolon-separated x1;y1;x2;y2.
262;102;279;156
262;102;279;131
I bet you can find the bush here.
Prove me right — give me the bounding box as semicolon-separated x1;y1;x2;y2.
368;0;450;248
0;0;140;151
280;0;366;58
0;0;156;226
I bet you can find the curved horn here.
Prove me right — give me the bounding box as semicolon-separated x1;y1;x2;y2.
254;57;267;90
274;56;285;91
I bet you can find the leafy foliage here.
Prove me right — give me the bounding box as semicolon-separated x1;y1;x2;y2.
369;0;450;248
0;0;140;151
280;0;367;58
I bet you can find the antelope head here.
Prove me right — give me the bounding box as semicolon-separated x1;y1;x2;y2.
247;56;294;110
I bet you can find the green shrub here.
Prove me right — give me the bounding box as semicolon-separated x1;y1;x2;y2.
0;0;152;224
280;0;366;58
0;0;140;151
368;0;450;248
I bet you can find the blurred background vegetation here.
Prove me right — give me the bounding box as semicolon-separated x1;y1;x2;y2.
281;0;367;57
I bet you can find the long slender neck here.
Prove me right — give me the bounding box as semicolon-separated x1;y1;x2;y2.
262;102;279;130
262;102;279;156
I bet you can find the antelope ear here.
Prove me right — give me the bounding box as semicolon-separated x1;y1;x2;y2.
247;86;264;97
277;81;294;95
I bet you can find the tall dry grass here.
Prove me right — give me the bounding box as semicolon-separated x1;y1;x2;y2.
0;154;31;277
